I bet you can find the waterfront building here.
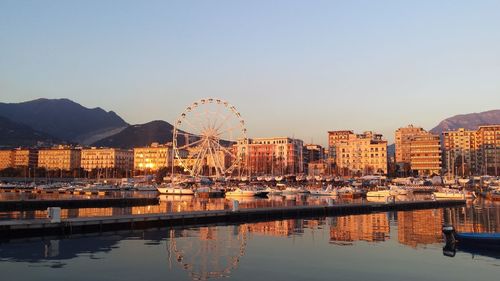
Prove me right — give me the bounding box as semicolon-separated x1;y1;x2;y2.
307;161;328;176
0;150;14;169
236;137;304;175
81;147;133;172
303;144;326;175
395;125;429;174
327;130;353;162
133;143;172;172
303;144;325;163
395;125;428;164
38;146;81;170
475;125;500;176
13;148;38;168
442;128;478;177
409;134;441;176
334;131;388;176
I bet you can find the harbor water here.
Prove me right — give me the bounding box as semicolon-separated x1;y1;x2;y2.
0;200;498;281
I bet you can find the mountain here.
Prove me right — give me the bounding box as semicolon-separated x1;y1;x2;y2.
430;110;500;134
92;120;185;148
0;98;128;144
0;116;59;148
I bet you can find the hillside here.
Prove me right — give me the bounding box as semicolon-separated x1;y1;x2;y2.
430;110;500;134
92;120;197;148
0;116;59;148
0;98;128;143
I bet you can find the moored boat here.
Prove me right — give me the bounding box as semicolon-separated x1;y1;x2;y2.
157;184;195;195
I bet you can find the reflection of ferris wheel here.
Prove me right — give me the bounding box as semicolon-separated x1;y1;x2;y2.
173;98;247;177
167;227;248;281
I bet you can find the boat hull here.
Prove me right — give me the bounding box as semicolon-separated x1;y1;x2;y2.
157;187;194;195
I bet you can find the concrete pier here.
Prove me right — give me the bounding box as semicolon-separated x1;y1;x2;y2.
0;199;465;239
0;197;159;211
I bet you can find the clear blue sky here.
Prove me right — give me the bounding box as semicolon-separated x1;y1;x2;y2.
1;0;499;145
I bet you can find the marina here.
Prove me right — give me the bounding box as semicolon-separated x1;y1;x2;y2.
0;199;498;281
0;199;464;238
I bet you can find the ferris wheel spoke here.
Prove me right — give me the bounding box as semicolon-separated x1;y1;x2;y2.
207;143;222;177
214;111;235;132
181;118;204;136
211;142;227;176
192;110;211;132
216;125;240;139
176;138;205;151
192;140;209;175
211;105;223;130
210;139;237;160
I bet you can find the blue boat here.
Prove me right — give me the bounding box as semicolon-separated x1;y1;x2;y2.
455;232;500;245
443;225;500;246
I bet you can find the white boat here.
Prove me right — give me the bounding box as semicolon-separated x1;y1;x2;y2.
309;186;337;196
282;186;310;195
432;188;474;199
264;187;282;195
366;189;392;197
157;185;194;195
226;188;260;197
134;184;157;191
433;191;465;199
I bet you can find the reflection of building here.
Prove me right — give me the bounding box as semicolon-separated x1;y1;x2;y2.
81;147;133;171
133;143;172;172
247;220;297;237
335;131;388;175
329;214;390;242
236;137;304;175
398;210;443;248
38;146;81;170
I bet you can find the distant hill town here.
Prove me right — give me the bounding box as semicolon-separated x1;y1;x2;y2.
0;98;499;149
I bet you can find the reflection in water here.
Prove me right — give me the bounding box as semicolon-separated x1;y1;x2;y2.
330;213;390;244
398;209;443;248
0;200;498;281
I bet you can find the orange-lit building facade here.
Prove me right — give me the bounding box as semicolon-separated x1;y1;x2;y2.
236;137;304;175
442;125;499;176
395;125;428;164
133;143;172;172
13;148;38;168
81;147;133;172
38;146;81;170
0;150;14;169
335;131;388;175
409;134;441;176
327;130;353;165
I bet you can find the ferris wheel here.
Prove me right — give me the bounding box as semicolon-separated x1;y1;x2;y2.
172;98;247;178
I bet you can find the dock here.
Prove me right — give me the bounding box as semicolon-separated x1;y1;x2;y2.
0;197;159;211
0;199;465;239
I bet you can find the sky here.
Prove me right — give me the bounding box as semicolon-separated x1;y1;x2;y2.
1;0;499;145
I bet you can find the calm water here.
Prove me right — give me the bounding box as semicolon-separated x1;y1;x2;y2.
0;202;498;281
